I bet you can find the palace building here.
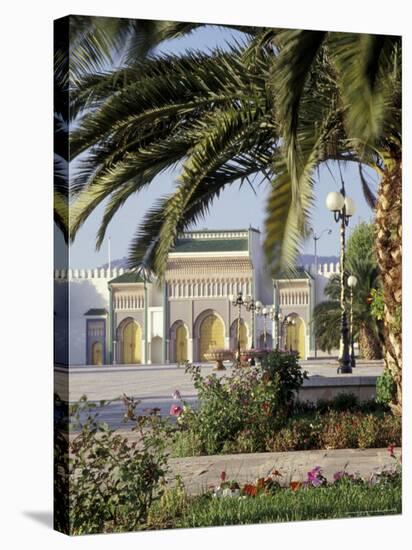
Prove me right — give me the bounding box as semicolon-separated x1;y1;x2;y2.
54;228;340;366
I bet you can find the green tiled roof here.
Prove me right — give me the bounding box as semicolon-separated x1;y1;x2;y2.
173;237;248;253
109;272;144;284
84;308;108;316
276;267;313;280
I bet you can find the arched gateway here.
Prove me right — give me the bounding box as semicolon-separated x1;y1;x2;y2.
199;313;225;360
122;320;142;364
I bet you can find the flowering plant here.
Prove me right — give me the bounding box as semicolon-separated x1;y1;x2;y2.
306;466;327;487
210;469;282;499
179;352;307;455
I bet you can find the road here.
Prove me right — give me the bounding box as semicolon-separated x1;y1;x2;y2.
55;359;383;430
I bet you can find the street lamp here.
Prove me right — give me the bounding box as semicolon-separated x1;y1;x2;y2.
271;307;283;350
310;227;332;358
246;297;258;350
256;305;270;349
326;184;356;374
347;275;358;369
283;315;296;351
229;291;249;366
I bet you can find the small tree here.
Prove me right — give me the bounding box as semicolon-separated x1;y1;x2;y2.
313;223;383;359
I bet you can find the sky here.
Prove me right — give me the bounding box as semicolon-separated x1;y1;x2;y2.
60;24;378;269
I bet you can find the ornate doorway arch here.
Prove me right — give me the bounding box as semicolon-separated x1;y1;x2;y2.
121;319;142;364
170;321;189;363
199;313;225;360
176;325;188;363
285;314;306;359
91;341;103;365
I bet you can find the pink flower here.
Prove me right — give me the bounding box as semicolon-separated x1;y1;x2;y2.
307;466;324;487
169;404;183;417
172;389;182;400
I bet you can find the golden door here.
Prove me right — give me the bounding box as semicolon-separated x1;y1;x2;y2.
199;314;224;360
91;341;103;365
176;325;188;363
122;321;142;364
285;317;306;359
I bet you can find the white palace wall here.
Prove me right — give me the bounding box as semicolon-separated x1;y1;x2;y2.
54;269;119;365
54;262;341;365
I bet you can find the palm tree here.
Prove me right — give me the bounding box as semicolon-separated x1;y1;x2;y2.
270;29;401;413
313;257;383;359
66;25;401;412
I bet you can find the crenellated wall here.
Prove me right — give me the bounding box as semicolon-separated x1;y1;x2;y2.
304;262;340;277
54;267;127;279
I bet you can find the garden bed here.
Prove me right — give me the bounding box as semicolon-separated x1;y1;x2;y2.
147;464;401;529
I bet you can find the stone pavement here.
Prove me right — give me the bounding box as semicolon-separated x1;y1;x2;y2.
55;359;383;429
166;447;399;495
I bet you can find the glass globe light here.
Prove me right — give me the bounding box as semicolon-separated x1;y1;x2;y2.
344;197;356;217
255;300;262;309
326;191;345;212
262;307;268;315
347;275;358;288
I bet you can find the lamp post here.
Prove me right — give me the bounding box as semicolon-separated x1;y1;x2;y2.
310;227;332;358
246;297;258;349
271;308;283;350
347;275;358;369
283;315;296;351
256;305;270;349
230;291;248;366
326;184;356;374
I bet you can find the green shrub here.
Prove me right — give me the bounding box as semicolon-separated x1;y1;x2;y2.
58;396;169;535
266;410;401;453
171;430;204;457
267;416;322;452
376;369;396;406
175;352;307;455
261;349;308;415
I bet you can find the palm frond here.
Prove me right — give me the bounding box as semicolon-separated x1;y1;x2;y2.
146;106;269;275
128;112;275;273
271;29;327;183
70;48;267;158
358;164;377;209
328;32;400;147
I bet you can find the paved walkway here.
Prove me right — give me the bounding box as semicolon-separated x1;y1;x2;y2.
55;359;383;429
166;447;399;495
56;359;383;401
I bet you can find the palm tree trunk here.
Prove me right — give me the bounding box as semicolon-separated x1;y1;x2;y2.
358;323;382;360
374;157;402;415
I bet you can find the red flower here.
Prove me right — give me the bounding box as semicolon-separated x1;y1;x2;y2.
290;481;302;491
220;471;226;482
242;484;257;497
387;443;396;457
169;404;183;417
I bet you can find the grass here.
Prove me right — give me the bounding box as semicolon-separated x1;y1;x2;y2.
169;480;401;528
